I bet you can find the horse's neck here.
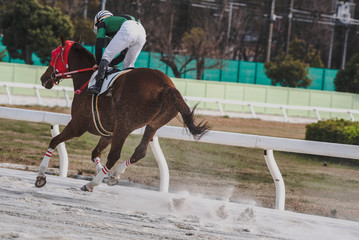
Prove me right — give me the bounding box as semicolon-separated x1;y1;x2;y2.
68;47;95;93
72;74;91;92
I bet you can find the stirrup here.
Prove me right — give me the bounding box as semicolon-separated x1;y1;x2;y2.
88;85;100;95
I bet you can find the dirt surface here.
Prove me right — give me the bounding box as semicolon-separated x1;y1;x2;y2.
1;168;359;240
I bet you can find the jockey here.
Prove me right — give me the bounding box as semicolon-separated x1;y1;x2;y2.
88;10;146;95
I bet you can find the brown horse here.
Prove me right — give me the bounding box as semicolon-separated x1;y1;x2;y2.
37;36;209;192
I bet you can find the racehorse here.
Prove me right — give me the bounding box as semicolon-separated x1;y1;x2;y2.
37;36;209;192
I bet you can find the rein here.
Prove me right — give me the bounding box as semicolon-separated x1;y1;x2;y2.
49;66;94;94
54;67;94;78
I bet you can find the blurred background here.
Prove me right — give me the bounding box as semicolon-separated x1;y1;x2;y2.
1;0;359;92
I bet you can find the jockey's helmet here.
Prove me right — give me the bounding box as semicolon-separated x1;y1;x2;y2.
93;10;113;33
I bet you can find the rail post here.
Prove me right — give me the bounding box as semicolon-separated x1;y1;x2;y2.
249;103;256;118
4;84;12;104
216;100;224;116
280;106;288;122
51;124;68;177
149;136;169;192
264;149;285;210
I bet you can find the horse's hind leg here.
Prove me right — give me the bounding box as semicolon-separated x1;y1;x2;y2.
109;107;177;185
36;122;84;187
107;125;157;185
91;136;112;173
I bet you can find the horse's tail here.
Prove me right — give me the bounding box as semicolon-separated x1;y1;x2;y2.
166;86;210;140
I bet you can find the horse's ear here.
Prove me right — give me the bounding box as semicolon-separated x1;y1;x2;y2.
60;34;65;46
76;36;82;43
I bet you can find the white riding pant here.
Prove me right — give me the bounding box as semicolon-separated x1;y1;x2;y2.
102;20;146;69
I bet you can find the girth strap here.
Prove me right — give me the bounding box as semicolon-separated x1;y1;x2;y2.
91;95;113;137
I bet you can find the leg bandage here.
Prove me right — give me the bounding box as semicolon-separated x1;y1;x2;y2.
45;148;54;158
117;160;131;175
39;148;54;175
94;157;103;174
92;165;109;186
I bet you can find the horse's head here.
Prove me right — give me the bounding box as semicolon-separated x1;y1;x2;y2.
41;35;72;89
41;35;96;89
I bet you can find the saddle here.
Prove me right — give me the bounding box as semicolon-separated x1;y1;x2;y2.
88;67;133;96
89;68;133;137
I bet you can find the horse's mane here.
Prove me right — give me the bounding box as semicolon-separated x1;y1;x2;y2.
72;42;96;64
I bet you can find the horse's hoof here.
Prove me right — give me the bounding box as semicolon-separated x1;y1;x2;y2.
107;176;119;186
81;184;93;192
35;176;46;188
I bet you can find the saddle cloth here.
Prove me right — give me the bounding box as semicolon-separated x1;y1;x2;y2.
88;68;133;95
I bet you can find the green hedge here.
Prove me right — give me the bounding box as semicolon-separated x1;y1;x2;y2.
305;119;359;145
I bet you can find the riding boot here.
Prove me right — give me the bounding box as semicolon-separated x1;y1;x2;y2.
88;59;109;95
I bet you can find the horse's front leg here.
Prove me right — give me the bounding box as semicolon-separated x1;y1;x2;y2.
81;128;129;192
35;122;84;187
91;136;112;174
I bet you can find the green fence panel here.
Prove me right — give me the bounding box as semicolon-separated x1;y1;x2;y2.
184;79;206;109
265;88;289;115
13;65;37;83
221;60;239;83
84;45;95;55
224;83;244;100
0;37;342;91
12;65;38;95
172;78;187;94
329;93;353;120
238;61;256;84
203;82;226;109
0;63;14;82
255;63;272;85
351;94;359;120
352;94;359;110
148;52;167;73
308;91;332;118
242;85;267;113
165;66;176;78
181;58;197;80
203;59;221;81
323;69;337;91
0;42;15;63
31;54;43;66
0;36;341;91
223;83;245;112
137;51;150;68
185;80;206;97
307;68;324;90
331;92;352;108
1;61;359;121
331;93;354;120
287;89;311;117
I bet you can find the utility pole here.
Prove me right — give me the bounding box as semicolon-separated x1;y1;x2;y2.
227;2;233;39
83;0;88;19
285;0;294;55
327;0;337;69
341;26;350;69
327;27;335;68
266;0;276;62
101;0;107;10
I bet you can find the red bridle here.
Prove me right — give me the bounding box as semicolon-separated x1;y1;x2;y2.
49;41;95;93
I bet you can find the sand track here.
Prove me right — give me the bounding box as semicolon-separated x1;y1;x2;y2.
0;168;358;240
